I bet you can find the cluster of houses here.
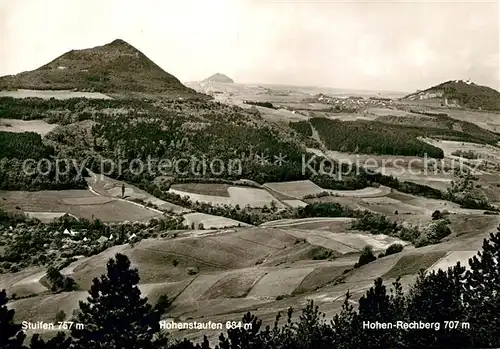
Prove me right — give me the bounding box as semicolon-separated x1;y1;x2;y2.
306;93;395;109
59;228;137;249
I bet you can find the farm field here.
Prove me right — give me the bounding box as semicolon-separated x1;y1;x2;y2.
182;212;250;229
258;107;310;122
377;167;454;191
366;107;421;118
0;118;58;136
440;108;500;133
24;211;74;223
1;222;408;323
324;150;427;167
260;217;355;228
305;146;489;192
168;185;286;208
278;227;410;253
263;180;390;199
319;113;374;122
422;138;500;162
0;173;248;228
282;199;308;207
170;183;231;197
0;189;162;222
263;180;328;199
3;211;498;343
306;187;493;220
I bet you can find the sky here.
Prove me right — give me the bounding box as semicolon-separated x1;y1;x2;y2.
0;0;499;92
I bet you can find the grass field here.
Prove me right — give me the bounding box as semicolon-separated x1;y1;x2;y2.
70;245;130;290
0;118;58;136
382;252;447;279
0;267;49;298
10;291;89;325
171;183;231;197
0;89;112;99
246;267;315;298
139;279;194;305
447;214;500;239
426;251;477;273
324;150;426;167
293;265;347;294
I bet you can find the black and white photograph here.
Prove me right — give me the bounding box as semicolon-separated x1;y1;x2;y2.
0;0;499;348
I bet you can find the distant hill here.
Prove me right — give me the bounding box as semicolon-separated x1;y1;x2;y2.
202;73;234;84
402;80;500;111
0;39;207;98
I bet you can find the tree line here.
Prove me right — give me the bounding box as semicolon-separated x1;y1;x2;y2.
0;131;54;160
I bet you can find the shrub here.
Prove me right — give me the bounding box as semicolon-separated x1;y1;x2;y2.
55;310;66;322
154;294;172;312
484;211;499;215
355;246;376;268
312;249;333;260
430;220;452;241
432;210;442;220
451;149;479;159
384;243;404;257
351;213;398;235
186;267;199;275
243;101;276;109
415;220;452;247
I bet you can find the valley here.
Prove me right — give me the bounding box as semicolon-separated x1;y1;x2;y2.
1;36;500;348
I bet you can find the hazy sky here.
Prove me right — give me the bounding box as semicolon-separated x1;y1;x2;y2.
1;0;499;92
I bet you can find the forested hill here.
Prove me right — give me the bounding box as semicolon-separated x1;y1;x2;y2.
0;39;208;99
403;80;500;111
202;73;234;84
